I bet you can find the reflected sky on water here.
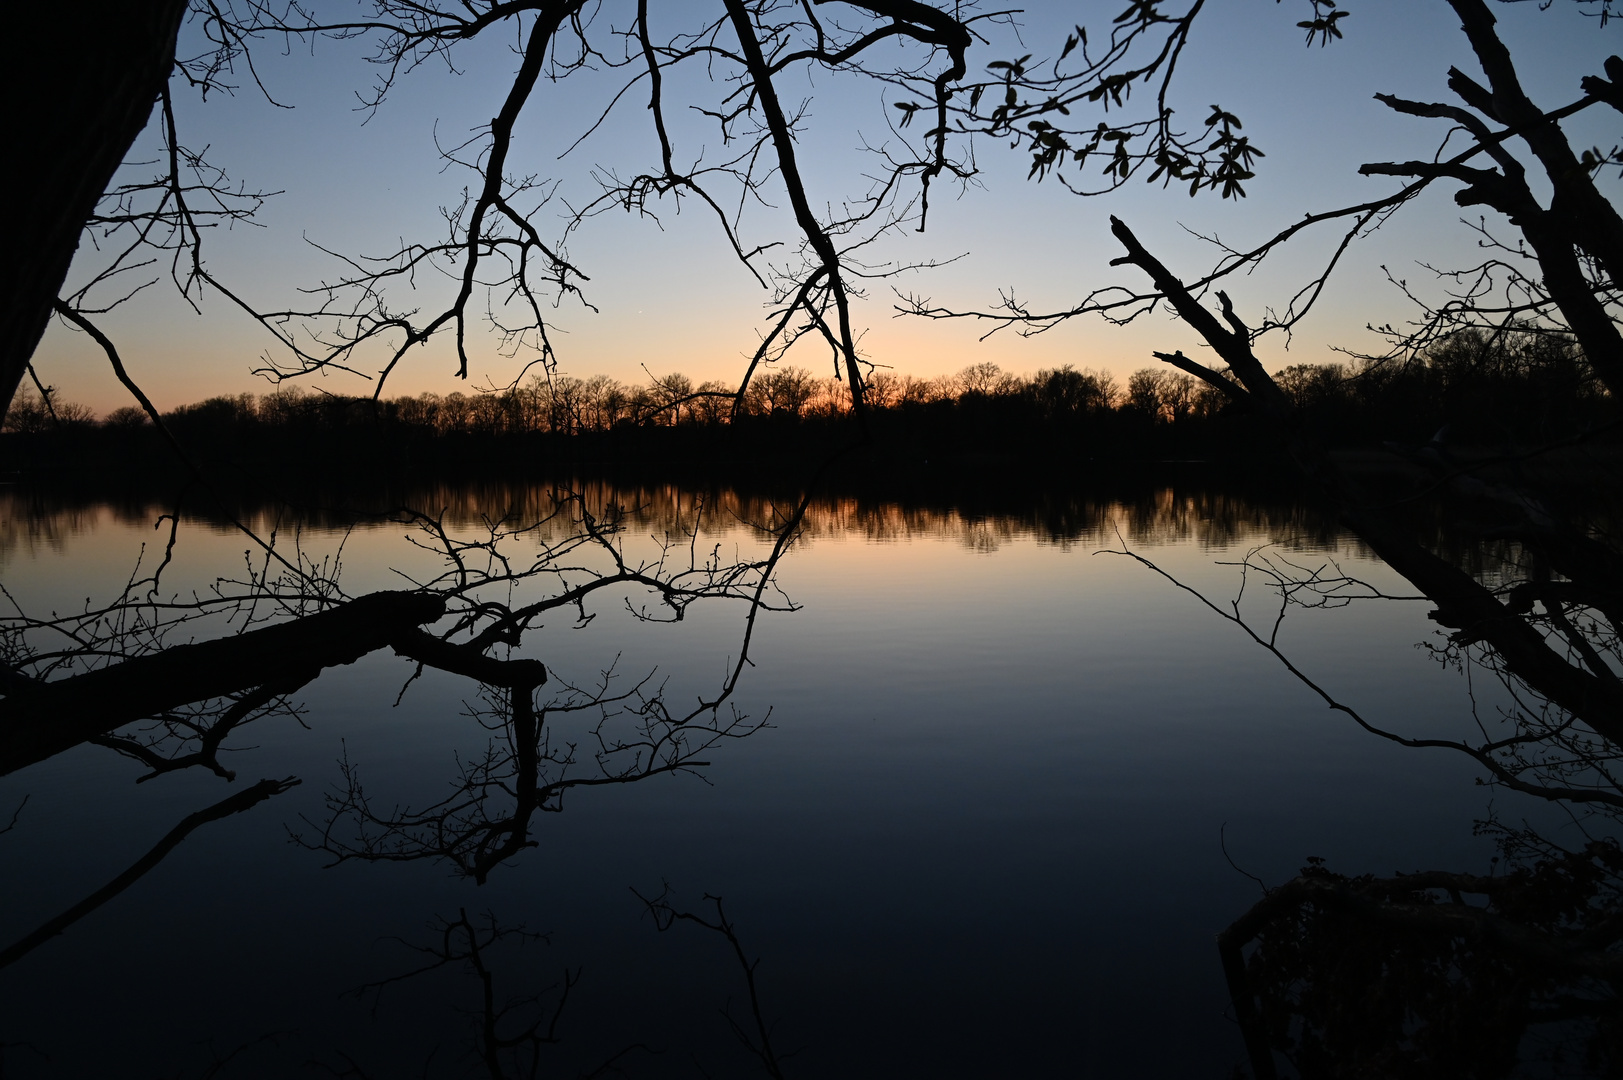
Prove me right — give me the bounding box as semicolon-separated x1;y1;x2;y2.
0;480;1523;1077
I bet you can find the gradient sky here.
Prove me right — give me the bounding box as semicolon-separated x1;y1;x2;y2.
32;0;1623;414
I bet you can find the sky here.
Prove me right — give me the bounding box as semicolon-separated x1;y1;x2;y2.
32;0;1623;414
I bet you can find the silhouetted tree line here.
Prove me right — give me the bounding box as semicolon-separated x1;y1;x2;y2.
3;329;1610;480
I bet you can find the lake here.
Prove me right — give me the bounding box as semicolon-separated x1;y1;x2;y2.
0;476;1528;1077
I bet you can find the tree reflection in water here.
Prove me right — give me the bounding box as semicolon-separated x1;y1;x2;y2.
5;472;1621;1074
335;908;648;1080
0;483;800;1072
1103;460;1623;1075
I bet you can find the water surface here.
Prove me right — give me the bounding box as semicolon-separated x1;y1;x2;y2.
0;480;1516;1077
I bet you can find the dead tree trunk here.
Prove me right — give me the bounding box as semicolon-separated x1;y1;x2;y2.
1;0;188;415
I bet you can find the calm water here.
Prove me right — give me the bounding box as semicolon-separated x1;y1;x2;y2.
0;480;1525;1076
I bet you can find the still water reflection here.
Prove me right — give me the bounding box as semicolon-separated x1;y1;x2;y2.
0;480;1513;1076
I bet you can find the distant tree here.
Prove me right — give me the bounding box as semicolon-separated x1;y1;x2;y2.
691;381;735;426
1030;365;1118;419
1125;369;1165;420
648;372;696;426
1273;363;1349;413
957;361;1005;397
1158;371;1197;423
581;375;629;431
747;367;817;418
862;372;902;410
103;406;153;430
4;389;60;435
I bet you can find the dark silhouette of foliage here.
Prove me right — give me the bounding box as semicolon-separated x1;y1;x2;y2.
1225;844;1623;1078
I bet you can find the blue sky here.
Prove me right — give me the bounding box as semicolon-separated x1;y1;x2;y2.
34;0;1622;412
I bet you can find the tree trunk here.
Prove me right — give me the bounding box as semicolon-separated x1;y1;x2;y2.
1;1;188;417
